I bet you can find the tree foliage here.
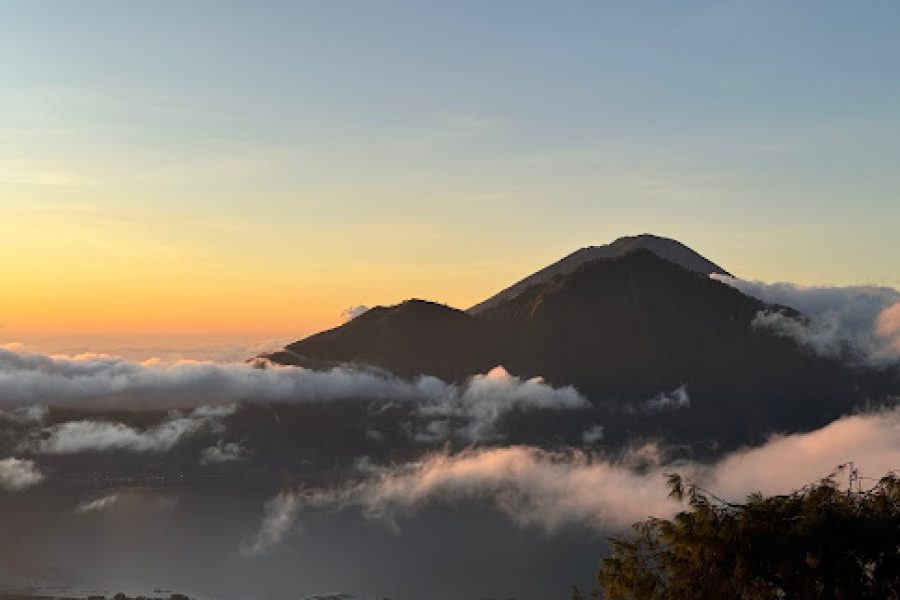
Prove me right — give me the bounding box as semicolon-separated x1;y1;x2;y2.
596;466;900;599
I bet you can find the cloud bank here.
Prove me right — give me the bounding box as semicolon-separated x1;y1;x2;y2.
245;406;900;554
712;276;900;365
0;457;44;491
0;345;586;442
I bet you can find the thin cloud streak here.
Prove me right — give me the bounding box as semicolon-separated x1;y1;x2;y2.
75;492;121;514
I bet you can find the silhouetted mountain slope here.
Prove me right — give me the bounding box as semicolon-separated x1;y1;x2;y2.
468;233;730;314
474;249;807;393
278;299;505;380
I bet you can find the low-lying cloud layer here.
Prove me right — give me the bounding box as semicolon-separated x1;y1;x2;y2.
0;457;43;491
0;344;587;442
713;275;900;365
245;406;900;554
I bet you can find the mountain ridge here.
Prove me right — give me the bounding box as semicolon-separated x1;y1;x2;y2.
467;233;730;315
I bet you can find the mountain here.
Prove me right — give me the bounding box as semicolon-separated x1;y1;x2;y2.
264;246;876;450
272;299;504;380
468;233;730;315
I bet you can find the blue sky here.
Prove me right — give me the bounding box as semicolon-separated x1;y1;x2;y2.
1;1;899;339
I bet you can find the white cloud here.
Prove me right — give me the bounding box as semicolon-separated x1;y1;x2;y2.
75;492;120;514
36;405;234;454
0;457;44;491
340;305;370;322
244;406;900;553
645;385;690;411
712;275;900;365
200;441;246;465
241;489;303;556
418;366;588;441
581;424;605;445
73;490;178;514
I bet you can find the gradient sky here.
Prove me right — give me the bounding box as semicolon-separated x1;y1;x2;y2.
2;1;899;348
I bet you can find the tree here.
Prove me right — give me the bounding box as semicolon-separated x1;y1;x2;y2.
596;466;900;599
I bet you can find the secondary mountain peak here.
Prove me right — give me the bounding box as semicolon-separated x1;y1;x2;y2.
467;233;730;315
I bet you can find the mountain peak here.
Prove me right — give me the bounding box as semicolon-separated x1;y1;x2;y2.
467;234;729;315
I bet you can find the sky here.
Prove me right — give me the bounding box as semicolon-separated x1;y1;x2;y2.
2;1;899;351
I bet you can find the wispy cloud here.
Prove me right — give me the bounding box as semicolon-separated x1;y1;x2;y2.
713;275;900;365
36;405;234;454
644;385;690;411
200;441;246;465
75;492;121;514
241;490;304;556
340;305;370;322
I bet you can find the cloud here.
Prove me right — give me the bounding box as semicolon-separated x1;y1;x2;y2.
712;275;900;365
75;492;121;514
645;385;690;411
200;441;246;465
622;385;690;414
0;405;48;423
244;406;900;553
36;405;234;454
701;407;900;499
581;424;605;445
73;490;178;514
241;489;303;556
340;305;370;322
0;345;586;441
0;458;44;491
876;303;900;355
417;366;588;441
243;446;680;554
